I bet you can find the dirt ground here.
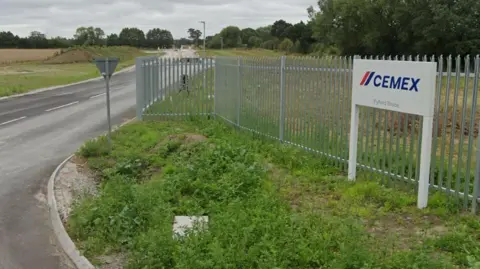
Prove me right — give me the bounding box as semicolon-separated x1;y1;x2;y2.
0;49;60;64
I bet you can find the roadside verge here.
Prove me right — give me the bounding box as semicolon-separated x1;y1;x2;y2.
0;65;135;101
47;119;477;268
47;154;93;269
47;118;136;269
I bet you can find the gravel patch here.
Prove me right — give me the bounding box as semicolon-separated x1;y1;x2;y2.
54;156;98;223
54;156;128;268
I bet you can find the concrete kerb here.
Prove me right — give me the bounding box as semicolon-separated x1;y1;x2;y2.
47;117;137;269
0;65;136;101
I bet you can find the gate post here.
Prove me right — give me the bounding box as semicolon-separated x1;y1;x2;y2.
136;57;144;120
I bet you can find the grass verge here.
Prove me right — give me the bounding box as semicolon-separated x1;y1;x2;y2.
69;119;480;269
0;46;156;97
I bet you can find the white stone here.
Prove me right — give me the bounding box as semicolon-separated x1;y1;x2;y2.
173;216;208;238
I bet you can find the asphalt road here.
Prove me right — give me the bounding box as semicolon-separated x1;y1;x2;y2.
0;49;191;269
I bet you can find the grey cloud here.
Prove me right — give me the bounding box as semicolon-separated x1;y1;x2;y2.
0;0;314;38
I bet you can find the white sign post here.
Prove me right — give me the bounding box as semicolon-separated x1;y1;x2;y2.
348;59;437;209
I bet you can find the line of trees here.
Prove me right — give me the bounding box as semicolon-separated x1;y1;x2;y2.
0;26;179;49
206;0;480;56
1;0;479;56
205;21;314;54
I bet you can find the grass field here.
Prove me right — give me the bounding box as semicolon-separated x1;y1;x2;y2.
69;119;480;268
0;46;155;97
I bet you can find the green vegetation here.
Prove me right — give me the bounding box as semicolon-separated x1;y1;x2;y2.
0;46;155;97
201;1;480;56
5;1;477;57
201;48;288;57
69;119;480;268
0;26;175;49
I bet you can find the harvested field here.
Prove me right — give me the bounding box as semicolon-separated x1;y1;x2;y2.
0;49;61;64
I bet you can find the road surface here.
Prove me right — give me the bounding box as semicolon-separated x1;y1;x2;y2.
0;49;192;269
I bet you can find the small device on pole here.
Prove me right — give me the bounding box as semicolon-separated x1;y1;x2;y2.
94;57;119;149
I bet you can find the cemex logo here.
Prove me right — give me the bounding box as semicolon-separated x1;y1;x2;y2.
359;71;420;92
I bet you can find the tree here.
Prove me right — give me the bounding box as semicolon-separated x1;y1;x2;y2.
175;38;193;47
73;26;105;46
271;20;293;40
240;28;257;46
261;39;278;50
187;28;202;46
106;34;120;46
219;26;242;48
256;25;274;42
207;34;224;49
278;38;294;52
146;28;174;48
285;21;315;53
0;31;19;48
247;36;262;48
28;31;48;48
308;0;480;56
48;37;71;48
119;27;145;47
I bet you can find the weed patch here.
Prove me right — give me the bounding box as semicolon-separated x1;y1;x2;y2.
69;119;480;268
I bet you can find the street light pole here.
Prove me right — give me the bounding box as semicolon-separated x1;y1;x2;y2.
199;20;206;92
199;21;206;57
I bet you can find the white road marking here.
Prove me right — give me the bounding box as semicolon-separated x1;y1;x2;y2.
45;101;79;112
0;116;27;126
89;93;106;99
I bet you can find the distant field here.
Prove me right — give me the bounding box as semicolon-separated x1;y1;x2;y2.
0;49;61;64
201;48;288;57
0;46;155;97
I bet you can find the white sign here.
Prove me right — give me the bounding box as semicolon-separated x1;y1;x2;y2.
352;59;437;117
348;59;437;209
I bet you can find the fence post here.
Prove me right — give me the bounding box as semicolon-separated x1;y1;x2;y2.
279;56;286;142
237;57;242;126
213;58;217;119
135;57;144;120
154;58;159;104
472;124;480;213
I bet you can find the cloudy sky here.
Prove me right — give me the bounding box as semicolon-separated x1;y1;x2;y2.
0;0;316;39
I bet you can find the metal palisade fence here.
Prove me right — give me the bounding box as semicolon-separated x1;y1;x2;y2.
136;54;480;212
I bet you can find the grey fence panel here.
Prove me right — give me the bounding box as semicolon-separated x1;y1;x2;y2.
135;54;480;212
137;57;215;120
